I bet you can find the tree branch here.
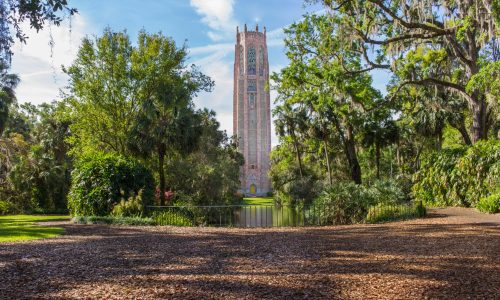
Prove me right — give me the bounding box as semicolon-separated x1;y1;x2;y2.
390;78;477;105
368;0;454;35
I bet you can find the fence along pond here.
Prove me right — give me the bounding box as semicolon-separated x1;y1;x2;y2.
146;203;421;227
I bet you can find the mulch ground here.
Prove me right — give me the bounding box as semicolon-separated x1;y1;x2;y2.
0;208;499;299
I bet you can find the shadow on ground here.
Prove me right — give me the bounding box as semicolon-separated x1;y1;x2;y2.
0;209;499;299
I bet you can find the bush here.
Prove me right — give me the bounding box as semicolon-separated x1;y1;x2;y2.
151;210;194;226
72;215;155;225
68;153;154;216
476;194;500;214
111;190;144;217
311;182;375;225
366;201;426;223
0;200;14;215
413;141;500;207
369;179;409;204
275;175;323;206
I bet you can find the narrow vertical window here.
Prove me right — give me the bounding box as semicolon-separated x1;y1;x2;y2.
248;93;255;109
239;46;244;74
259;47;264;76
247;47;256;75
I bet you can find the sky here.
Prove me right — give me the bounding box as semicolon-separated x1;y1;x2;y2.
10;0;387;146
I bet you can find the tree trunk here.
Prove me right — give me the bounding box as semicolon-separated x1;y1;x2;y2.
456;122;472;146
375;143;380;179
471;100;487;143
345;125;362;184
323;139;332;186
157;144;166;206
333;118;362;184
291;131;304;179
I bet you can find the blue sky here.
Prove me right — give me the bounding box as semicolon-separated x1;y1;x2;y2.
10;0;386;145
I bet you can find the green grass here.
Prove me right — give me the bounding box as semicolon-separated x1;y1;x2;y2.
0;215;70;243
242;197;274;205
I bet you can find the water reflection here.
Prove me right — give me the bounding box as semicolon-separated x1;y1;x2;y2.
234;206;304;227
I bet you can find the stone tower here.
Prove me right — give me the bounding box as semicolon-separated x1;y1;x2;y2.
233;24;271;196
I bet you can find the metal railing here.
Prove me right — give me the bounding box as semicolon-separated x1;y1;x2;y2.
146;202;424;228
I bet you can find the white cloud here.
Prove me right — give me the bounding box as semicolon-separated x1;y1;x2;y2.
266;27;286;47
190;47;234;135
10;14;88;105
189;43;234;56
190;0;237;41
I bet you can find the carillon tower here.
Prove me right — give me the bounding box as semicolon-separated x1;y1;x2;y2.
233;24;271;196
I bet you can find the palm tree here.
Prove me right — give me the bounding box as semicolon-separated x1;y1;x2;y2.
273;102;308;179
127;33;212;205
362;113;399;179
0;60;20;136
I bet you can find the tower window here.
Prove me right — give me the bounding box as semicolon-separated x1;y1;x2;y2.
259;47;264;76
239;46;244;74
247;47;256;75
248;93;255;109
247;79;257;92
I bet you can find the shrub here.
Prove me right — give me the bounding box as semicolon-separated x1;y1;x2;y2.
413;141;500;207
151;210;194;226
72;215;155;225
366;201;426;223
476;194;500;214
311;182;375;225
369;179;409;204
111;190;144;217
275;175;323;206
68;153;154;216
0;200;14;215
412;147;466;206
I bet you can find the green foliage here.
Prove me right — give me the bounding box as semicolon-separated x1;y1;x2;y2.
65;29;137;156
476;194;500;214
270;144;322;206
370;179;410;204
68;153;154;216
412;147;466;206
0;200;14;215
164;110;242;206
309;179;417;225
312;182;375;225
0;60;20;135
111;190;144;217
10;102;72;212
72;215;155;226
151;210;193;226
0;0;77;64
413;141;500;207
366;202;426;224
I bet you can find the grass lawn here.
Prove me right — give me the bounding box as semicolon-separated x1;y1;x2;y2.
0;215;70;243
242;197;274;205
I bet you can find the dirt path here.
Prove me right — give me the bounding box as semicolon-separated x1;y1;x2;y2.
0;209;499;299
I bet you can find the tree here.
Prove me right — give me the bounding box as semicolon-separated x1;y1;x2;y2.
1;101;72;212
273;14;382;184
126;32;213;205
64;29;138;156
0;60;19;136
165;109;244;206
273;103;308;179
361;111;399;178
313;0;499;142
0;0;77;64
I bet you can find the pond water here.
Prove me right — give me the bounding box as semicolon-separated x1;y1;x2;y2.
233;206;304;227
